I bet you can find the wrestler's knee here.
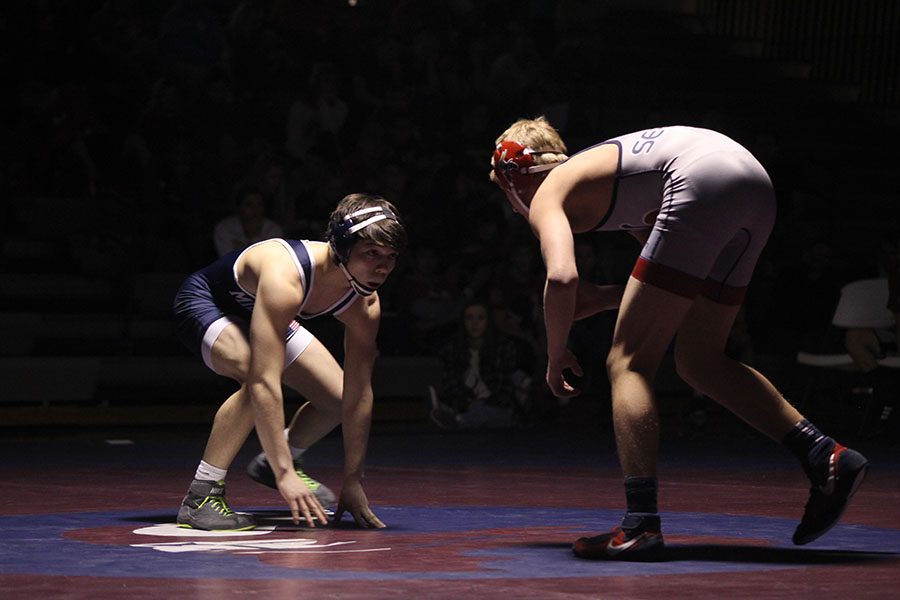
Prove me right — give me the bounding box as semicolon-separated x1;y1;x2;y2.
606;341;665;384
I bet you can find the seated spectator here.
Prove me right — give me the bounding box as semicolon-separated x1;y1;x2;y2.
285;61;349;165
429;299;530;430
845;326;896;373
842;237;900;439
488;240;545;370
458;202;508;299
842;234;900;371
390;243;463;352
213;186;283;256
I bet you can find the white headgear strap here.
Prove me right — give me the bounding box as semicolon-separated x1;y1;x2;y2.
339;261;377;296
336;206;395;296
346;207;390;234
507;162;560;216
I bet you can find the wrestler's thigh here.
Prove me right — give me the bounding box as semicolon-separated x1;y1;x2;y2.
610;276;694;373
209;323;251;381
282;337;343;406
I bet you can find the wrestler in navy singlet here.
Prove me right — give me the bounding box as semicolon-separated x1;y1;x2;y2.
173;239;361;370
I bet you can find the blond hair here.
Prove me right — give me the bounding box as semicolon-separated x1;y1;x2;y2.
490;116;568;184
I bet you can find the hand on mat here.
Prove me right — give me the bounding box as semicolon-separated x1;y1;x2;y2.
547;349;582;398
278;471;329;527
334;480;386;529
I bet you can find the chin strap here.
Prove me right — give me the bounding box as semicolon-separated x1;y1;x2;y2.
338;260;377;296
331;206;399;297
511;162;561;216
507;186;533;216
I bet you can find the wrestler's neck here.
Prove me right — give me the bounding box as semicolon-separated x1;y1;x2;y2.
312;241;355;292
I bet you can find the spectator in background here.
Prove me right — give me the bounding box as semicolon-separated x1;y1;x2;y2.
457;203;508;299
11;79;98;198
245;152;294;228
158;0;225;97
213;185;283;256
489;240;545;356
781;236;845;351
285;61;350;165
879;231;900;346
842;233;900;440
486;24;546;100
390;243;462;352
430;299;528;429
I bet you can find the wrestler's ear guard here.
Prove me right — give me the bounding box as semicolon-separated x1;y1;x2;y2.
327;205;398;296
491;141;560;215
328;206;398;264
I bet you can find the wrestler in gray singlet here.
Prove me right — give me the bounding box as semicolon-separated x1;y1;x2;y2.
588;126;775;303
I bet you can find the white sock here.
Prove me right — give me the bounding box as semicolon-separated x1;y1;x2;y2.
285;428;306;461
194;460;227;482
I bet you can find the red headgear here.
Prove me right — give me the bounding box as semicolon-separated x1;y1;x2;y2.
492;140;561;215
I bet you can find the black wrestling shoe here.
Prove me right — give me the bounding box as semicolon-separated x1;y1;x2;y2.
573;521;665;561
793;443;869;545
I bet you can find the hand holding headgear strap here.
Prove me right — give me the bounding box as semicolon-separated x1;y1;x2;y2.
492;141;561;215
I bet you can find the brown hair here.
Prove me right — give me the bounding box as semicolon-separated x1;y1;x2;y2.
325;193;407;256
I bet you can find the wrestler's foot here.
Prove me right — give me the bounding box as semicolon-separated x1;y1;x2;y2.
246;452;337;508
793;443;868;545
573;517;664;561
177;479;256;531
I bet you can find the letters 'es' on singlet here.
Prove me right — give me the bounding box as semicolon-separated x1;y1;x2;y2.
586;126;754;232
197;239;360;322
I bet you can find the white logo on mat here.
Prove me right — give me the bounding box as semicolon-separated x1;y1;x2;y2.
131;538;391;554
131;523;390;554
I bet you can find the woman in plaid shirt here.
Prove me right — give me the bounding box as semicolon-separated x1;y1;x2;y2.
430;299;522;429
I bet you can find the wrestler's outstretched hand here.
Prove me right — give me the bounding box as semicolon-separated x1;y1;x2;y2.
333;479;385;529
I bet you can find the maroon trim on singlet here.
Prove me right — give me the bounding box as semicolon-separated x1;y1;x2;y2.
631;257;747;305
631;257;703;299
700;278;747;306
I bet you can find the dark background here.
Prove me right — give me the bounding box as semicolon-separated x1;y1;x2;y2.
1;0;898;428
